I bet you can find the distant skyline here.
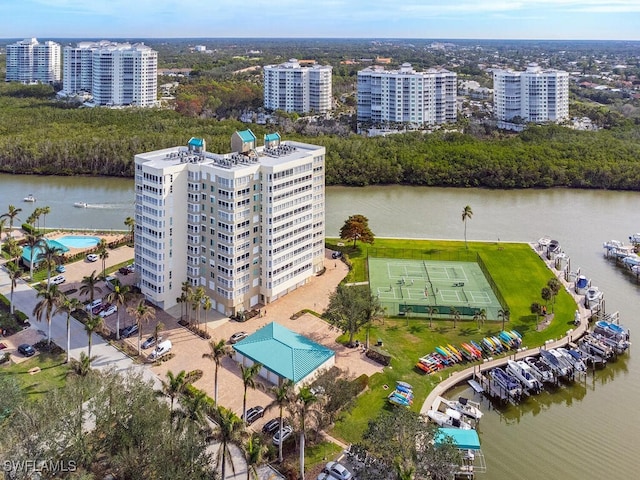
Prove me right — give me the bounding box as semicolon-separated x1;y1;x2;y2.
1;0;639;41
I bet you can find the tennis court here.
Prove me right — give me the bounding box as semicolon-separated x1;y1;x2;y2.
368;257;503;319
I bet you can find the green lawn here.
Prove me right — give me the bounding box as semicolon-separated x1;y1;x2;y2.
326;238;577;444
0;352;69;400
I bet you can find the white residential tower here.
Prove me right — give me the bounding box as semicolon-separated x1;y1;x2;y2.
5;38;61;84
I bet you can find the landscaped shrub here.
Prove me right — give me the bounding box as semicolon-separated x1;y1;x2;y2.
21;223;35;235
366;346;392;366
14;310;28;324
187;369;204;383
0;352;10;364
0;294;9;308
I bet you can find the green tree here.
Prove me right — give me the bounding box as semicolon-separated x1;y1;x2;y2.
39;241;64;289
97;239;109;279
428;305;438;329
547;277;562;312
40;205;51;232
450;306;461;329
126;299;156;355
210;406;244;480
0;205;22;239
0;218;6;244
202;339;230;405
54;294;84;363
240;363;263;424
462;205;473;249
6;261;22;315
270;379;294;463
202;295;212;332
124;216;135;242
541;286;552;311
33;284;62;348
498;308;510;331
339;214;375;248
68;351;95;377
23;233;43;281
244;433;268;480
80;270;103;305
106;283;132;340
84;314;103;359
162;370;188;417
325;284;372;346
292;386;318;480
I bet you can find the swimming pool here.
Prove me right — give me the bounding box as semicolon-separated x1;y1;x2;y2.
22;239;70;265
56;235;102;249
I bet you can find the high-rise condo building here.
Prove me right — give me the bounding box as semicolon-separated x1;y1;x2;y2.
5;38;61;84
357;63;457;127
134;131;326;315
63;41;157;107
263;59;332;114
493;63;569;125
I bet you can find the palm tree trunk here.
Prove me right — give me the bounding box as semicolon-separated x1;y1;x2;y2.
278;409;284;462
116;311;121;340
214;364;219;405
48;316;52;347
66;316;71;363
299;432;306;480
88;335;92;358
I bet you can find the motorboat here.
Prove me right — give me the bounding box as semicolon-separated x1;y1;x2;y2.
546;239;561;260
591;331;629;355
622;254;640;268
574;275;589;295
594;319;629;341
579;334;614;360
489;367;523;399
556;347;587;373
538;236;551;249
438;396;483;421
539;349;572;378
629;233;640;244
74;201;89;208
548;349;574;377
427;408;473;430
523;356;555;384
23;194;36;202
585;286;603;308
506;359;542;393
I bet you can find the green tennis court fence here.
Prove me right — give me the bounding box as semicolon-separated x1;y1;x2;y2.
367;247;477;262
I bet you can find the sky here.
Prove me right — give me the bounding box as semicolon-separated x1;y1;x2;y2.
1;0;639;40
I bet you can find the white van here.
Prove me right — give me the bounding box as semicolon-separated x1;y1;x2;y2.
86;299;103;312
149;340;172;360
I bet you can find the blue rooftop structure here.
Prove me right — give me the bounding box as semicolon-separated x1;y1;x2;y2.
236;129;257;143
264;132;281;143
188;137;204;148
233;322;335;383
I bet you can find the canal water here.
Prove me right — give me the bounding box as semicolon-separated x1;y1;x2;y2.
2;175;640;479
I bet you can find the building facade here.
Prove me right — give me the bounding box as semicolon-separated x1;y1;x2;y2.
134;131;325;316
6;38;61;84
357;63;457;127
263;59;332;114
63;41;157;107
493;64;569;125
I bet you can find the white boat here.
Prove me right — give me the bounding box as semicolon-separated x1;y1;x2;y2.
556;347;587;373
506;359;542;393
574;275;589;295
438;396;483;421
523;356;555;384
585;286;603;308
23;194;36;202
489;367;523;399
546;239;561;260
427;408;473;430
548;349;574;377
539;349;572;378
622;254;640;267
629;233;640;244
74;202;88;208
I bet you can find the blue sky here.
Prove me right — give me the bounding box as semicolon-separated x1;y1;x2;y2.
1;0;639;40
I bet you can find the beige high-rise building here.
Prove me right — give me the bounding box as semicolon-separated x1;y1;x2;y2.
133;131;326;316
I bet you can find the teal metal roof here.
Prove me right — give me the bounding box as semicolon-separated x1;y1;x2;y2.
188;137;204;147
264;132;281;142
233;322;335;382
236;129;256;143
435;428;481;450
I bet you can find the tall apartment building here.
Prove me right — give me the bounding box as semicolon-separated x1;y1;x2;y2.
5;38;61;84
134;131;326;315
357;63;457;127
263;59;332;114
63;41;157;107
493;63;569;125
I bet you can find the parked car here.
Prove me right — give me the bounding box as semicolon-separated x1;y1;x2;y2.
262;417;283;435
120;324;139;339
324;462;353;480
118;266;129;275
230;331;248;344
100;304;117;318
86;253;98;262
126;263;135;273
149;340;172;360
55;265;65;273
17;344;36;357
141;335;163;349
92;303;106;315
242;406;265;425
48;274;65;286
331;251;343;259
272;425;293;446
86;299;103;312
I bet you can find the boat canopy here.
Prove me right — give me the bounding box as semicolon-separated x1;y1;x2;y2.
436;428;481;450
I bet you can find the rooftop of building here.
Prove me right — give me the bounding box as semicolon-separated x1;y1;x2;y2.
233;322;335;383
359;63;454;76
264;58;332;71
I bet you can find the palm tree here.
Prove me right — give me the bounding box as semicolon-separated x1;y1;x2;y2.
181;281;193;324
40;206;51;233
54;295;83;363
0;217;6;244
124;216;135;242
33;284;62;348
210;406;243;480
106;283;131;340
84;314;103;358
450;306;460;329
244;433;268;480
68;351;95;377
24;233;43;281
180;388;209;431
428;306;438;329
39;241;64;289
270;379;294;463
240;363;263;423
162;370;188;416
79;270;103;305
202;339;230;405
6;262;22;315
192;286;205;329
4;237;22;264
202;295;212;332
478;308;487;329
461;205;473;249
1;205;22;239
498;308;510;331
126;299;156;355
97;240;109;279
295;386;318;480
